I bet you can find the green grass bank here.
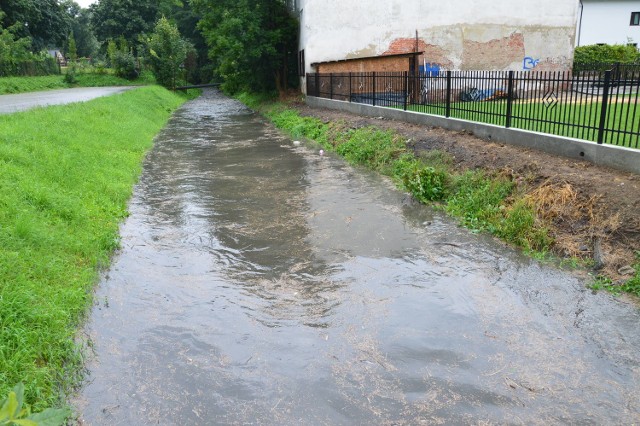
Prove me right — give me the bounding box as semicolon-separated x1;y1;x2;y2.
237;93;640;297
0;86;191;412
0;72;155;95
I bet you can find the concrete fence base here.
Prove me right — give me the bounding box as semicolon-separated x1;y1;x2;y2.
306;96;640;175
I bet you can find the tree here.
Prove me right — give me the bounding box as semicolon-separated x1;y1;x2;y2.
106;37;137;79
0;0;71;50
89;0;183;52
146;16;191;88
170;0;210;83
67;31;77;61
192;0;298;94
67;6;98;58
0;11;32;74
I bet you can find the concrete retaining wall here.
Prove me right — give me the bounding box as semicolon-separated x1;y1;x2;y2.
306;96;640;175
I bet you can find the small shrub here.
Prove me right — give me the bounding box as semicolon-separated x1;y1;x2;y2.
401;163;447;202
63;63;78;84
112;51;138;80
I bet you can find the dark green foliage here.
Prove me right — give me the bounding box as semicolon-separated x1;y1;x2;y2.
107;39;138;80
111;50;138;80
146;17;191;89
0;0;71;50
0;16;59;77
69;8;98;59
90;0;160;49
574;44;640;65
193;0;299;93
171;1;211;84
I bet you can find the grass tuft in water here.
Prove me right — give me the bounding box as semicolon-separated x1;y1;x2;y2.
0;85;190;411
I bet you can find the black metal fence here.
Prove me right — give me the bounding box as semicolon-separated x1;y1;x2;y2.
307;66;640;148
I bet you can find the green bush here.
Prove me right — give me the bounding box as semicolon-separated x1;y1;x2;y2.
63;63;78;84
574;44;640;65
111;50;138;80
403;166;447;202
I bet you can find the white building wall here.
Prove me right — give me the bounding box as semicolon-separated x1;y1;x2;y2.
297;0;579;74
577;0;640;46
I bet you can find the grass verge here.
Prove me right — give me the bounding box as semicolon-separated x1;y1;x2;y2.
0;72;155;95
0;85;192;412
245;94;640;298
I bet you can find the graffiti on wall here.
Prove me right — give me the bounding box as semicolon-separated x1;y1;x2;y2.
523;57;540;70
419;62;441;76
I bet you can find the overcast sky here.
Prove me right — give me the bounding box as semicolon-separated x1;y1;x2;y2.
75;0;95;8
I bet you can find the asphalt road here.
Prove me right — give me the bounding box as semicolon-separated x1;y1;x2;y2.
0;86;135;114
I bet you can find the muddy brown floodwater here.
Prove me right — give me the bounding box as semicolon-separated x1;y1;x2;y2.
75;89;640;425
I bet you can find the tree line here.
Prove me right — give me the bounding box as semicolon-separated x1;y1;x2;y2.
0;0;299;93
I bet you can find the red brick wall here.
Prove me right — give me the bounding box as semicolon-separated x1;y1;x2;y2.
316;56;411;74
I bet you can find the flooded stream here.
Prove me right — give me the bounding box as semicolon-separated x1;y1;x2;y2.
76;90;640;424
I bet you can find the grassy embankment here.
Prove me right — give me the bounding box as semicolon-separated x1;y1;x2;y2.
238;93;640;296
0;72;156;95
0;86;194;412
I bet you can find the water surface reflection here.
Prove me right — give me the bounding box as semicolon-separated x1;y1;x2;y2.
77;90;640;425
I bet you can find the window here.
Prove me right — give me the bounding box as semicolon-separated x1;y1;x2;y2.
631;12;640;26
298;50;305;77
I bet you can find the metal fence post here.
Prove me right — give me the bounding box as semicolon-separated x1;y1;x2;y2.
597;70;611;144
505;71;514;128
349;72;352;102
330;73;333;100
403;71;408;111
445;71;452;118
372;72;377;106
